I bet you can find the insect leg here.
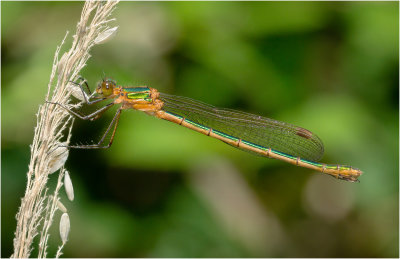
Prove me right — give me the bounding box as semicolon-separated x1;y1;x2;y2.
67;108;122;149
46;101;113;120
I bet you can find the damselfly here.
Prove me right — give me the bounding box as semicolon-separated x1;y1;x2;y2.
48;78;362;182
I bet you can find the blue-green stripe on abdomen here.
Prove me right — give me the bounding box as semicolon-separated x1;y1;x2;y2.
213;129;239;142
241;140;267;151
184;118;210;131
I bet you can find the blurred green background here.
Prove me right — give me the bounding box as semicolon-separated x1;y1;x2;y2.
2;1;398;257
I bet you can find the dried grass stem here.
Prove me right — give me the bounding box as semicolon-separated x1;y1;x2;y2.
11;1;119;258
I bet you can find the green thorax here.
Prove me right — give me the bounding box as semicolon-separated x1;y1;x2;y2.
124;87;152;102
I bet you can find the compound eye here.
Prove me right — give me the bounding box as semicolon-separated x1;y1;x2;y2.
101;80;114;96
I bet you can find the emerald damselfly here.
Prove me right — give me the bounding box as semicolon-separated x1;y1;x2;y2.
48;78;362;182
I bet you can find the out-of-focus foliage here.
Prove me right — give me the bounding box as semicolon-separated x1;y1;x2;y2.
2;2;398;257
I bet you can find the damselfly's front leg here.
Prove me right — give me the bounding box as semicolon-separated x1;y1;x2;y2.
47;76;111;120
67;108;122;149
46;101;114;121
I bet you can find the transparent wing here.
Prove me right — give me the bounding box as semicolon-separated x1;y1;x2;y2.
160;93;324;161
